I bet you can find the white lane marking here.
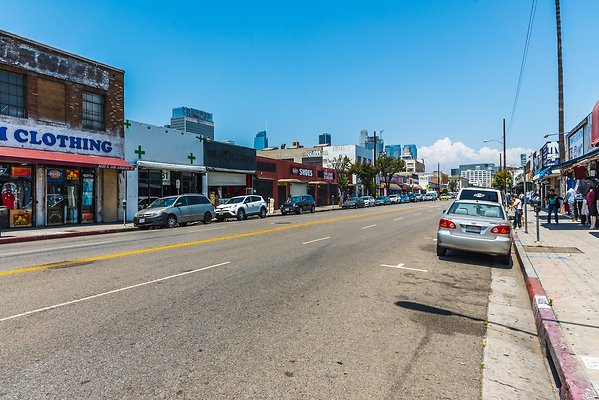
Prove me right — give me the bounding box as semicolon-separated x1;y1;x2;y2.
361;224;377;230
0;241;114;258
414;213;422;216
394;217;404;221
0;262;231;323
302;237;331;245
381;263;428;273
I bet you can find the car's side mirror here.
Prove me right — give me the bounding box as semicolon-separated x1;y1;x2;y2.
175;201;183;207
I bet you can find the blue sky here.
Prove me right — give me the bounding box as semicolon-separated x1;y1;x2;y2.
3;0;599;170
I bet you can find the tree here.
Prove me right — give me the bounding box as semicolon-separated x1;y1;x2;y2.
326;155;353;201
376;155;406;196
448;180;457;193
351;161;377;196
492;170;513;191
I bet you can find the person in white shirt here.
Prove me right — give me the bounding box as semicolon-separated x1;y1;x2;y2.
511;195;523;229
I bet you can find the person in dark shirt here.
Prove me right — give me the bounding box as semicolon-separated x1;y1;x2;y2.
545;189;562;224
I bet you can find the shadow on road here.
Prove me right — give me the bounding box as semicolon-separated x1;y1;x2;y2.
438;250;513;270
395;300;536;336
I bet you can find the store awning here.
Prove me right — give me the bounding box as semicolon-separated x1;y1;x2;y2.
278;179;303;184
0;147;134;170
308;181;328;185
137;160;206;173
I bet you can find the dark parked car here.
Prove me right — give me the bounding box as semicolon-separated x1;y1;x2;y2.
133;194;215;229
375;196;391;206
407;193;416;202
280;195;315;215
341;197;366;209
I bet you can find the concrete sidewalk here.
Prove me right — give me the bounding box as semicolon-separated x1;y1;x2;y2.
514;206;599;400
0;204;343;245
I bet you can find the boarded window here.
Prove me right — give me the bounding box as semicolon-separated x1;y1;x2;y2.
37;78;65;122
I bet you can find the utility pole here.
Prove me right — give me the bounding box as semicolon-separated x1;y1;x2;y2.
556;0;565;163
503;118;507;197
437;162;440;195
373;131;377;197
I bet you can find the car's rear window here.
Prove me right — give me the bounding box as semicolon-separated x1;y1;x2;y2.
458;190;499;203
448;203;504;219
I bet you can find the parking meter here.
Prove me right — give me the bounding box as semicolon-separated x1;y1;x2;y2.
531;198;541;242
122;199;127;226
122;199;127;209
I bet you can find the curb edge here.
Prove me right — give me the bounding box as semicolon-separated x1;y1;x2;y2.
513;232;597;400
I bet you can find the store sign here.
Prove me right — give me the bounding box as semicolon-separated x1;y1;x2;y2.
305;150;321;157
541;142;559;166
47;168;65;183
290;167;313;177
323;170;334;180
162;170;170;184
0;121;124;158
568;129;584;160
592;100;599;148
66;169;80;180
11;167;31;177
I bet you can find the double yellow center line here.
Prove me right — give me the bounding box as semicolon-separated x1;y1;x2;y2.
1;206;422;277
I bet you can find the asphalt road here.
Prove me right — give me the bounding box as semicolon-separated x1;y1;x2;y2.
0;202;509;399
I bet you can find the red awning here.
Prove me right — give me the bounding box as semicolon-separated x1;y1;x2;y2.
0;147;134;170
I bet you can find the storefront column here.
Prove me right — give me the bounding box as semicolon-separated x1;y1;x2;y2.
35;165;45;227
97;170;104;223
118;170;126;223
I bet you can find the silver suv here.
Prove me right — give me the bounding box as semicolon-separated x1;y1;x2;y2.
215;195;268;221
133;194;215;229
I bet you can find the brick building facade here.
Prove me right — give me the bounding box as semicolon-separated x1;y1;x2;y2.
0;30;131;228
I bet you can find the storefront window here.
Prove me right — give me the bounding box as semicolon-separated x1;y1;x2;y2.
81;169;95;223
1;163;34;227
47;167;66;225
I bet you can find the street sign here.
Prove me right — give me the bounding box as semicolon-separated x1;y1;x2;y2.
520;153;526;167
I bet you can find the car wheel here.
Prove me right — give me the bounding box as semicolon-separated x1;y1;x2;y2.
281;211;287;215
310;205;315;213
237;208;246;221
259;207;267;218
298;207;303;215
202;212;212;224
166;214;178;228
436;244;446;257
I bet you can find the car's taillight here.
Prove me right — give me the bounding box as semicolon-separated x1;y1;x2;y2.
491;225;511;235
439;219;456;229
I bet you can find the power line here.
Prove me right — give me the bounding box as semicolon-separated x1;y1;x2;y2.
506;0;538;146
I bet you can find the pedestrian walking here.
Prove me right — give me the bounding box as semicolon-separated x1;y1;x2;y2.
545;189;562;224
511;194;523;229
586;185;598;229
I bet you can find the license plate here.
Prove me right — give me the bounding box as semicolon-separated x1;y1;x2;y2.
465;225;481;233
138;218;145;223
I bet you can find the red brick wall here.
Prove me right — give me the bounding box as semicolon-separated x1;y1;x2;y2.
0;32;124;138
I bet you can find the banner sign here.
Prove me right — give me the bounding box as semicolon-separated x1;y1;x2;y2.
0;120;124;158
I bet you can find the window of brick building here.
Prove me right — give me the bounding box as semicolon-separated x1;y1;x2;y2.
82;92;105;130
37;78;66;122
0;69;25;118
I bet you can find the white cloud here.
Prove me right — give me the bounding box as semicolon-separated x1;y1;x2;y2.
418;137;532;172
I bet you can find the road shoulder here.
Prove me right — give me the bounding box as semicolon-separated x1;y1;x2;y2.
482;260;557;400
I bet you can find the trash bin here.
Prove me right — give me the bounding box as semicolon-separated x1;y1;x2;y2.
0;206;9;229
